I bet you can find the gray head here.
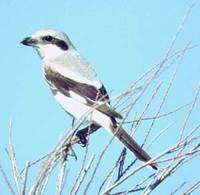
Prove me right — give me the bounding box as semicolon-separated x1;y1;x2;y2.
21;29;74;59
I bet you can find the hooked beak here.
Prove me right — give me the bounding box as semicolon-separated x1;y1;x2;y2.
21;37;37;46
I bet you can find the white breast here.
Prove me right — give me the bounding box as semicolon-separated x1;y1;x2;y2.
54;91;113;131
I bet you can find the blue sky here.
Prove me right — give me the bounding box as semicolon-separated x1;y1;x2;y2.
0;1;200;194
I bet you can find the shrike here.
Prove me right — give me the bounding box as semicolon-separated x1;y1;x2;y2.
21;29;157;169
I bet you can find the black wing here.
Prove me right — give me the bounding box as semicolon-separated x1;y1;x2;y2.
44;67;122;119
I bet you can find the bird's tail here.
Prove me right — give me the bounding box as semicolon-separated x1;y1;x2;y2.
110;124;158;170
92;109;158;170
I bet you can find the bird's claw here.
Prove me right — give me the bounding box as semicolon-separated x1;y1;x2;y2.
76;129;88;147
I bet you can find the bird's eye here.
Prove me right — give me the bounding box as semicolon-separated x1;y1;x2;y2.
42;35;53;42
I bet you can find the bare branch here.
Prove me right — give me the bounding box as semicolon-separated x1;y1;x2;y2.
183;180;200;195
7;120;21;195
122;102;191;124
170;182;186;195
72;155;95;195
0;162;16;195
56;160;68;195
21;161;30;195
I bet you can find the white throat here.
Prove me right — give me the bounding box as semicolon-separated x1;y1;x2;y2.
37;44;66;60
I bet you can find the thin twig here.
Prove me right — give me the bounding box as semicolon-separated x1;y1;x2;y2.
0;162;16;195
70;125;92;195
56;160;68;195
21;161;30;195
72;155;95;195
122;102;191;124
8;120;21;195
183;180;200;195
170;182;186;195
179;85;200;141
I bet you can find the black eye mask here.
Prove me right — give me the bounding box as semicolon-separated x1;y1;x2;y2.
42;35;69;51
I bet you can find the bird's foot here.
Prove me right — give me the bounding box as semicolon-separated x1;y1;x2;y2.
76;124;101;147
76;128;88;147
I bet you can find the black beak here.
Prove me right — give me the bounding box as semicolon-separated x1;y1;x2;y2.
21;37;37;46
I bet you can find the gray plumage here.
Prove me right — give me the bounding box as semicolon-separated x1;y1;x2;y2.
21;29;157;170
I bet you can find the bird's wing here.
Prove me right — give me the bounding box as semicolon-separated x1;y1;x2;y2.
44;66;122;119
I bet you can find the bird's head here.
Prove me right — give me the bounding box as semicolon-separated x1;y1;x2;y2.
21;29;73;60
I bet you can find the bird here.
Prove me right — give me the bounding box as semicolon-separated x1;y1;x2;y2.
21;29;157;170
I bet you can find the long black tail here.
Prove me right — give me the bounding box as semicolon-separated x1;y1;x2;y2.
110;124;158;170
76;120;158;170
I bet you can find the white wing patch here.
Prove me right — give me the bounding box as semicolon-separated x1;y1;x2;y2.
69;90;87;104
54;91;113;131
